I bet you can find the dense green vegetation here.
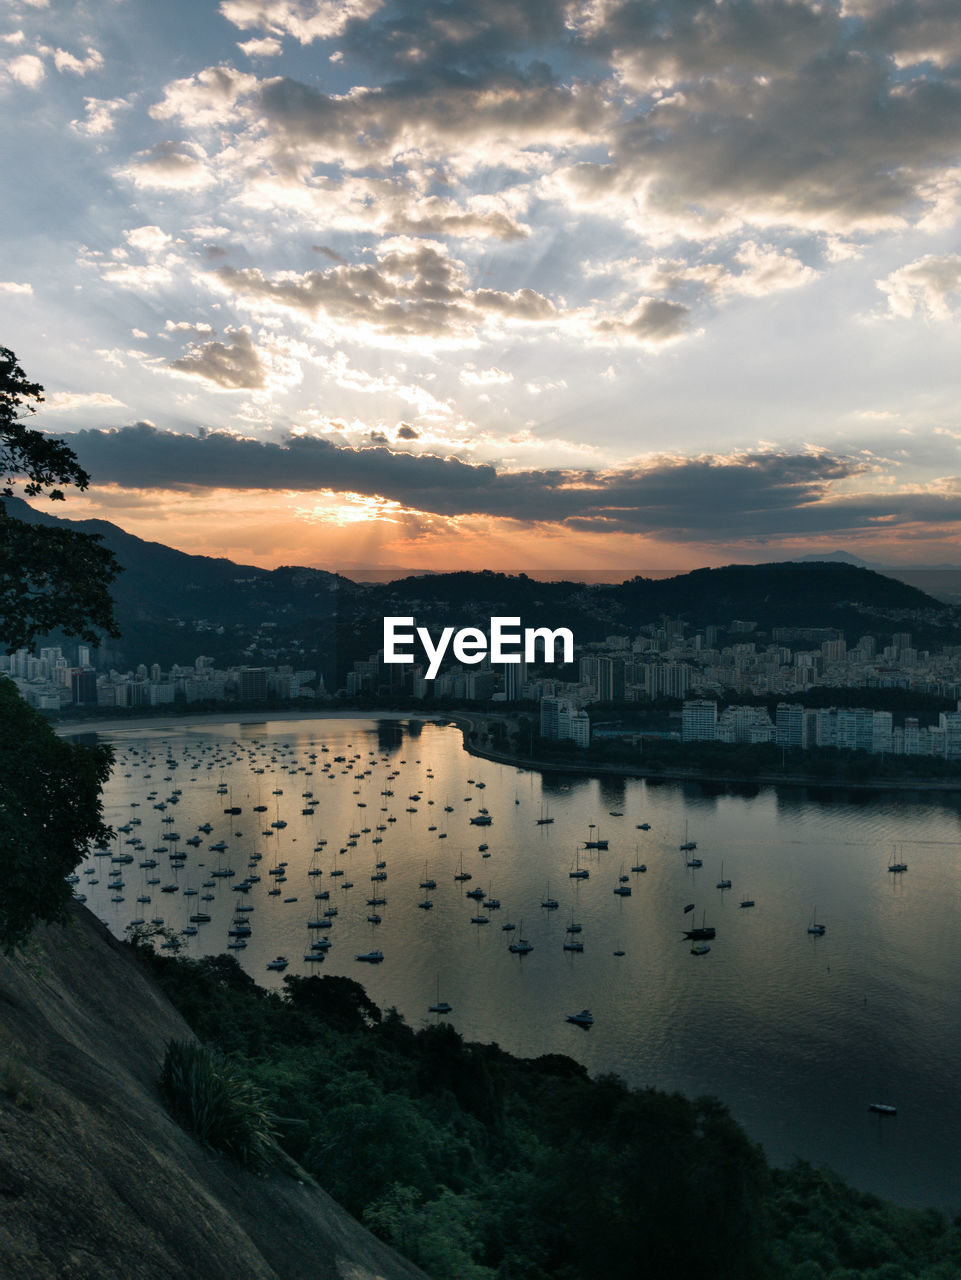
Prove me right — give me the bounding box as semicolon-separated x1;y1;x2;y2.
0;678;113;950
159;1038;278;1170
133;945;961;1280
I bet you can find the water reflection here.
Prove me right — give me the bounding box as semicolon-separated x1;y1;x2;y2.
82;715;961;1211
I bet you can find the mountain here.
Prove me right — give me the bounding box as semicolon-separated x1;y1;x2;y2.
794;550;873;566
4;499;956;676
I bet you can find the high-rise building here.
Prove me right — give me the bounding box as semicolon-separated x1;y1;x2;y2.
503;658;528;701
595;657;626;701
239;667;268;701
71;669;98;705
681;699;717;742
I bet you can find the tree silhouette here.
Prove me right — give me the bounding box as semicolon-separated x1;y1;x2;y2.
0;347;117;948
0;346;121;651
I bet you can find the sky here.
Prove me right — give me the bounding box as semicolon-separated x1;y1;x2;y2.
3;0;961;574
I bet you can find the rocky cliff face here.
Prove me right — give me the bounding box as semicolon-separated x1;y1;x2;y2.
0;904;428;1280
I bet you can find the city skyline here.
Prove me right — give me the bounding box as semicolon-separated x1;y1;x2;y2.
3;0;961;570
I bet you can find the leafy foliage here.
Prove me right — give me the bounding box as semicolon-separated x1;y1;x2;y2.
0;515;122;651
159;1038;278;1170
0;347;121;651
0;347;89;501
134;953;961;1280
0;678;112;950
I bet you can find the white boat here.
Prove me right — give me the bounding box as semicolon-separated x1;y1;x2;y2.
266;955;289;970
355;949;384;963
566;1009;594;1027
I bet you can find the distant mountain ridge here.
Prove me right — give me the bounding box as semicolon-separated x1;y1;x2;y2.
4;498;955;675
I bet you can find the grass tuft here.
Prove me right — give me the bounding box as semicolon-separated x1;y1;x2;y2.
159;1039;277;1170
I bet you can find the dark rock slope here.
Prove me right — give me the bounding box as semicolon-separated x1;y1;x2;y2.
0;904;428;1280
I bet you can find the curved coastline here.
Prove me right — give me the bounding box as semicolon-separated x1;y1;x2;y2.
448;713;961;793
54;707;961;793
54;708;432;737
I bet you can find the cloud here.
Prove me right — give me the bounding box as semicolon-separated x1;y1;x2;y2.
121;140;214;190
0;281;32;294
42;391;126;411
168;329;267;390
459;365;513;386
318;351;455;418
877;253;961;319
124;225;172;254
67;423;939;543
255;66;607;172
212;238;560;342
237;36;284;57
71;96;129;136
150;64;259;126
396;423;419;440
5;53;45;86
219;0;384;45
52;46;104;76
594;298;692;344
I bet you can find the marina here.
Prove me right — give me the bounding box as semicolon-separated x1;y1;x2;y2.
78;714;961;1210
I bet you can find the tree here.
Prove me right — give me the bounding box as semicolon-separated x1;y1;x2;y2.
0;347;118;947
0;345;121;651
0;679;113;949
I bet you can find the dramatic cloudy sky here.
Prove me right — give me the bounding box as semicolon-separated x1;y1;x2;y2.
4;0;961;571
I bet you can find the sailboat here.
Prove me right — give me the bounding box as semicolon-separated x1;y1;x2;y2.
508;921;534;953
679;819;697;852
536;801;554;825
807;907;826;936
716;861;731;890
682;908;715;941
453;852;472;882
583;823;608;850
428;977;452;1015
888;844;908;874
541;880;559;909
563;908;584;951
569;846;590;879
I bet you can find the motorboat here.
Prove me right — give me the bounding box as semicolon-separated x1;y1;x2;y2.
566;1009;594;1027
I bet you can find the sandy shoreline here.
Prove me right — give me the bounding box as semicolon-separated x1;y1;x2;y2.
54;708;436;737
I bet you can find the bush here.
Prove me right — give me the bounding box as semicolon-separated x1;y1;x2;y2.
159;1039;277;1170
0;679;112;951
